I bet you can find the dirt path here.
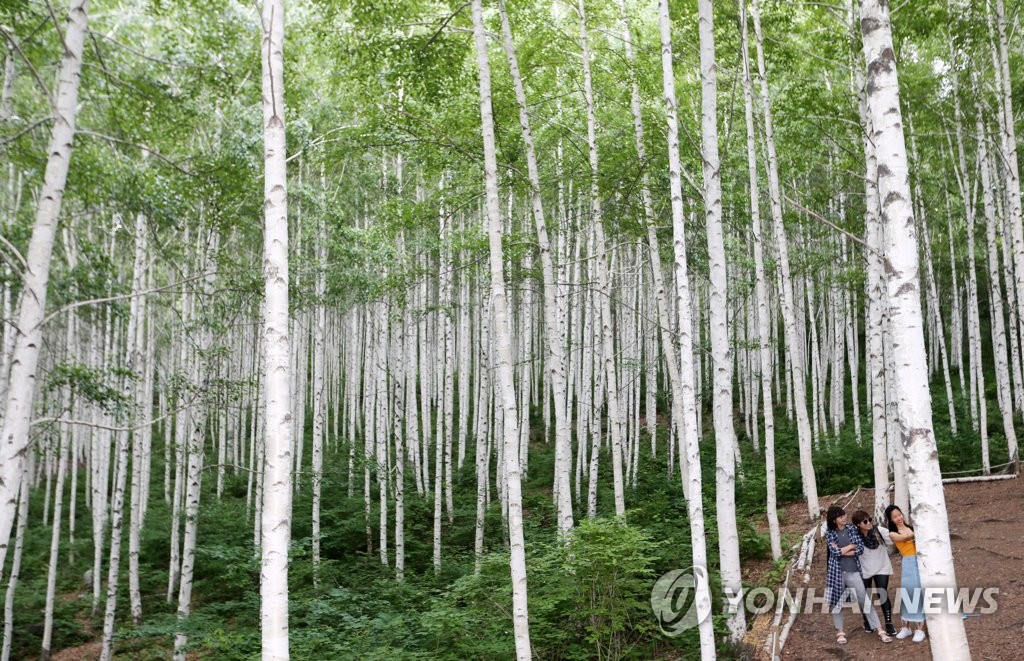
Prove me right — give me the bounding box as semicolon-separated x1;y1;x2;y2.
777;477;1023;661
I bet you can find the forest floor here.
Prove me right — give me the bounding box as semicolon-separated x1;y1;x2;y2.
760;476;1023;661
42;476;1021;660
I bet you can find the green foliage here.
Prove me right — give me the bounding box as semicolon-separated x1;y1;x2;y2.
565;519;660;660
46;362;132;415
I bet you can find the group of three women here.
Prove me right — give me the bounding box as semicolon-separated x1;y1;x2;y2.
824;504;928;645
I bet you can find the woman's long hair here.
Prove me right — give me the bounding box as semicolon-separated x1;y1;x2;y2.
884;504;913;533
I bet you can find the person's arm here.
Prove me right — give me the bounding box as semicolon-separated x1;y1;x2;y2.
825;529;843;556
889;527;915;543
838;526;863;555
850;526;865;556
878;527;893;547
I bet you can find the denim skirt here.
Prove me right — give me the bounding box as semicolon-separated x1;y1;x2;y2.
898;555;926;622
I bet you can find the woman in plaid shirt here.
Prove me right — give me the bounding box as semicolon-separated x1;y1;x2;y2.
824;505;894;644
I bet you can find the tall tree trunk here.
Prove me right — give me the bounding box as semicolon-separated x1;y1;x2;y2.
658;0;716;655
0;0;89;566
0;470;28;661
858;1;971;656
498;0;573;536
259;0;293;657
40;425;67;661
751;0;818;520
741;0;782;561
575;0;626;518
977;116;1019;465
100;218;156;661
311;204;326;586
697;0;745;641
992;0;1024;412
470;1;531;656
907;114;958;436
173;234;217;661
127;211;149;627
618;0;690;490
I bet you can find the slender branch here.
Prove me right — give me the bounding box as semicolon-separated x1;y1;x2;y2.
39;272;215;327
782;192;879;257
32;409;173;433
0;231;27;273
0;116;52;146
76;129;190;174
0;25;55;108
415;1;471;55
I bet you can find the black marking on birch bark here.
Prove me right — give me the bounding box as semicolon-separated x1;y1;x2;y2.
878;163;893;177
867;49;896;84
861;17;884;37
883;191;904;206
882;256;899;277
905;427;931;447
896;281;916;297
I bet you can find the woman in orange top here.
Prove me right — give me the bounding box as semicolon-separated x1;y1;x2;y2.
884;505;926;642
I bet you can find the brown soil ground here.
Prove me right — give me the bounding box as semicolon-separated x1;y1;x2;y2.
763;477;1023;661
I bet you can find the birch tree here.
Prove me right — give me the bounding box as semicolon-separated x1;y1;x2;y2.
751;0;819;520
260;0;293;658
858;1;970;656
697;0;745;641
497;0;573;536
740;0;782;561
658;0;716;654
470;1;531;655
0;0;89;566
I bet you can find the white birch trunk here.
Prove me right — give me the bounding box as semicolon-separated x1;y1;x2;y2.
471;2;531;655
0;471;28;661
751;0;818;520
698;0;745;641
977;117;1019;464
127;211;149;627
40;422;67;661
859;3;972;655
992;0;1024;419
0;0;89;566
658;0;716;654
312;213;326;584
260;0;292;657
574;0;626;518
741;0;782;560
907;116;958;436
498;1;573;534
100;217;154;661
173;237;217;660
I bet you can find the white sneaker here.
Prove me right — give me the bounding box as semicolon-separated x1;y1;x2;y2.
912;629;926;643
896;627;912;639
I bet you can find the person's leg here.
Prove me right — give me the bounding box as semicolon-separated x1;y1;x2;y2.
832;608;846;640
873;575;896;635
861;577;874;632
845;572;881;631
832;574;852;641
